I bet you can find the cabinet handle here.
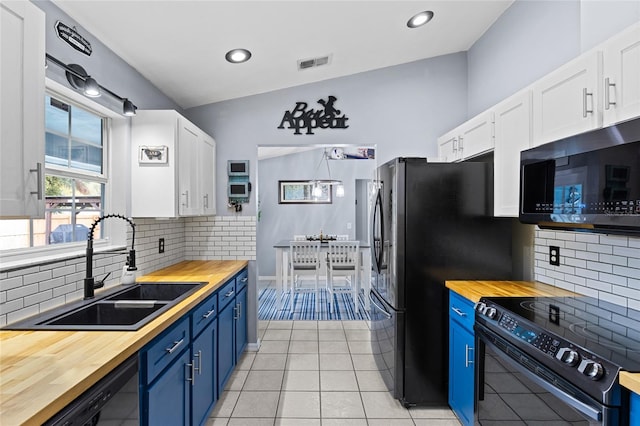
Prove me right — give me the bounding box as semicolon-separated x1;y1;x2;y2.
453;138;458;152
582;88;594;117
465;344;474;368
29;163;43;200
202;309;215;319
194;350;202;375
604;77;616;110
234;303;242;320
241;277;248;283
203;193;209;208
182;190;189;207
225;290;235;298
186;362;195;385
451;307;467;317
459;136;464;152
165;338;184;354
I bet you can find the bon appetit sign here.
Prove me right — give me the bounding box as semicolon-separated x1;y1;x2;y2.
278;96;349;135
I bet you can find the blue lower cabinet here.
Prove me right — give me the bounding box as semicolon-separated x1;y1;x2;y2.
192;318;217;426
144;349;191;425
235;284;248;360
631;392;639;425
218;296;236;394
448;290;476;426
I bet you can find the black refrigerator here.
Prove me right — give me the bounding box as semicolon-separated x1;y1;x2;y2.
369;157;513;407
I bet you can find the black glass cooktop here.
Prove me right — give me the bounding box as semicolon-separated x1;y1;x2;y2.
482;295;640;372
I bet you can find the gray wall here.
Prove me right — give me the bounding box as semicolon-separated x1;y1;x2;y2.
257;147;375;276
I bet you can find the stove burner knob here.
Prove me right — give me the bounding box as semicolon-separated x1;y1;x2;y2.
579;360;604;381
485;307;498;319
475;302;487;314
556;347;580;366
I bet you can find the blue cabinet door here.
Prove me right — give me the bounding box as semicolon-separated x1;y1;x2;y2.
192;318;217;426
235;285;247;360
218;297;235;394
449;320;474;426
144;349;190;426
630;392;640;425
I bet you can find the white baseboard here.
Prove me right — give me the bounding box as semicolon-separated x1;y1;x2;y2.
247;339;261;352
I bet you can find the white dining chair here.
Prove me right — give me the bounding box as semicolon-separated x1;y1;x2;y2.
326;240;360;314
289;240;321;312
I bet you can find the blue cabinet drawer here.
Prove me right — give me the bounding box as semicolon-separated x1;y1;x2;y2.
218;279;236;310
449;291;475;332
192;292;218;338
235;269;248;292
142;316;190;384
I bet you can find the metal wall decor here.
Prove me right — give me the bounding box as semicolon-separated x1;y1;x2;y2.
55;21;92;56
278;96;349;135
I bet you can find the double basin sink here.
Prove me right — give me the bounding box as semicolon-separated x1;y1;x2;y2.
4;282;206;331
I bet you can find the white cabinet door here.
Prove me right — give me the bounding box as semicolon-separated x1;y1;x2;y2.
602;23;640;126
0;1;45;218
437;131;459;163
532;51;602;146
178;119;200;216
458;111;494;160
493;91;532;217
200;134;216;215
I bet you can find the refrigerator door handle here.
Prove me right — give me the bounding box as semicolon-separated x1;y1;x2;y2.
371;189;384;273
369;291;391;319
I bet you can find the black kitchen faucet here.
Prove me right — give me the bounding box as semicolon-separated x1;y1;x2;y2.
84;214;136;299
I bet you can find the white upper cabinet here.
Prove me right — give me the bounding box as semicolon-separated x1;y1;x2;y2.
437;111;494;162
0;1;45;218
602;23;640;126
493;91;532;217
131;110;216;218
532;50;602;146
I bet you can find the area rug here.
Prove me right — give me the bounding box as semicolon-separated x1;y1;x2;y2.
258;287;371;321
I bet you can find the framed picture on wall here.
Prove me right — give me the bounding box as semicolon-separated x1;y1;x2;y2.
278;180;332;204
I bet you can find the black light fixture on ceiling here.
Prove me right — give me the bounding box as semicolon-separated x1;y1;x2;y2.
45;53;138;116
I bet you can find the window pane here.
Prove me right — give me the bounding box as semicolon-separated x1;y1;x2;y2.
45;96;69;134
45;132;70;167
71;107;102;146
70;140;102;173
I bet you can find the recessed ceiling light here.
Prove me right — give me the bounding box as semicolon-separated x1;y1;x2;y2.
407;10;434;28
225;48;252;63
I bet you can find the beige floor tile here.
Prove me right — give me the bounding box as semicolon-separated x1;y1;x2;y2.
291;329;319;341
286;353;319;370
317;321;343;330
282;370;320;391
409;406;460;419
355;370;388;391
320;391;365;418
318;330;346;341
342;320;370;330
345;329;371;341
288;340;319;354
252;354;287;370
321;419;368;426
412;420;462;426
347;340;374;354
367;419;415;426
319;353;353;370
210;391;240;418
275;419;320;426
224;369;249;391
277;391;321;418
227;418;275;426
320;370;359;391
236;353;256;370
351;354;379;370
243;370;285;391
258;320;270;331
293;321;318;330
259;340;290;354
232;391;280;418
360;391;411;418
263;329;292;341
205;417;229;426
318;341;349;354
267;320;293;329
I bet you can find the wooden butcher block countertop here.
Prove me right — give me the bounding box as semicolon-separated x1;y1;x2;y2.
0;260;248;425
446;280;640;396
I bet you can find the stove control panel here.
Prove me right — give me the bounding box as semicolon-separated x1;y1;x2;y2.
475;300;613;383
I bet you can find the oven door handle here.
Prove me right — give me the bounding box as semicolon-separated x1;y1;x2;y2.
480;334;603;422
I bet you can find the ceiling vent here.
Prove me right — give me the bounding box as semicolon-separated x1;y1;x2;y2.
297;54;332;71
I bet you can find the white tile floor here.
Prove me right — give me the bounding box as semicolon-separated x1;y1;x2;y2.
207;320;461;426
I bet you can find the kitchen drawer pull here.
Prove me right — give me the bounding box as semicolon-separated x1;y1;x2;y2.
225;290;235;298
605;77;616;110
202;309;215;319
465;344;474;367
165;338;184;354
194;350;202;375
451;307;467;317
29;162;43;200
241;277;248;283
186;361;195;385
583;88;594;117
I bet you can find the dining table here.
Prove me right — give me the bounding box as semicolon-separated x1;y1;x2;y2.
273;239;372;312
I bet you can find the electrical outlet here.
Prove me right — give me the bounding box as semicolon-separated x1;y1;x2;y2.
159;238;165;254
549;246;560;266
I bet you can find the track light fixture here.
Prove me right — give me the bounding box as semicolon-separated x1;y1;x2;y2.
45;53;138;116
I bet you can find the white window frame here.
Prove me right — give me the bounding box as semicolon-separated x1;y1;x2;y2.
0;79;128;271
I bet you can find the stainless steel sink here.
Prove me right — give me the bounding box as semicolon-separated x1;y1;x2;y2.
3;282;206;331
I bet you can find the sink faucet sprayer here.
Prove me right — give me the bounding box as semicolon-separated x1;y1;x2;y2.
84;214;136;299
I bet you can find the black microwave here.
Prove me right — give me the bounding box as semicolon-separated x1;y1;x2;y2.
519;117;640;235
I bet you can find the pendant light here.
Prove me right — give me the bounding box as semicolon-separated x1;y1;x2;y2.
311;149;345;198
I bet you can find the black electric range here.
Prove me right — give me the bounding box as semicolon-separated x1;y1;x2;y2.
474;295;640;425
